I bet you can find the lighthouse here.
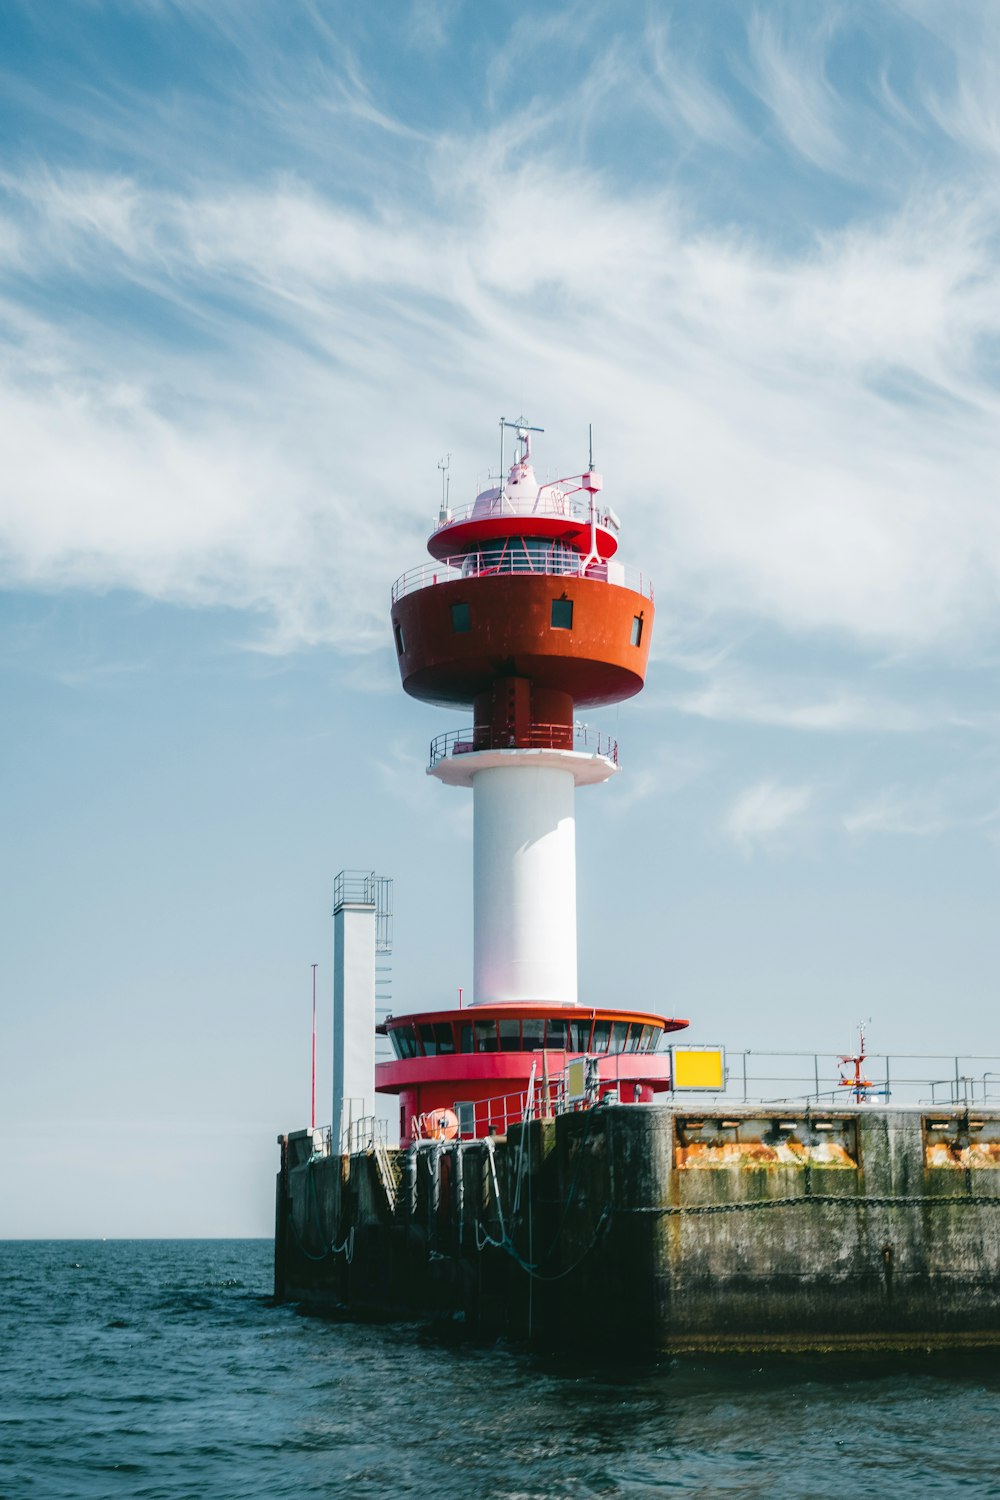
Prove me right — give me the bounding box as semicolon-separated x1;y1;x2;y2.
377;420;686;1144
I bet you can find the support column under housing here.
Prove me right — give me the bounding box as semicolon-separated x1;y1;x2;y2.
472;761;577;1005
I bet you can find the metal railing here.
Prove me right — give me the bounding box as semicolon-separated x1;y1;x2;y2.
332;870;393;953
428;722;619;769
689;1051;1000;1108
341;1114;395;1153
391;551;653;603
414;1083;581;1142
408;1052;1000;1146
328;1056;1000;1163
433;491;620;534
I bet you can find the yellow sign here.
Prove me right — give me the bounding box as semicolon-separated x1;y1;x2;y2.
671;1047;725;1091
566;1057;587;1100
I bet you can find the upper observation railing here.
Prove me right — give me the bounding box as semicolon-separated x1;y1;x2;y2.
429;723;619;769
391;551;653;604
434;490;620;534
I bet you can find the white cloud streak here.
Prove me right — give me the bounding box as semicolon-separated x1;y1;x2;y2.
745;12;847;171
2;3;1000;664
843;784;1000;838
723;778;814;854
668;674;968;734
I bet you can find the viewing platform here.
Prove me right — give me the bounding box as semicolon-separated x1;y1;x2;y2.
428;722;618;768
391;550;653;604
427;723;620;787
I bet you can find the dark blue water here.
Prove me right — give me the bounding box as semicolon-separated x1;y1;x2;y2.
2;1240;999;1499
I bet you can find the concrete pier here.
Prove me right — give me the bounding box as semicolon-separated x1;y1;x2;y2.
274;1104;1000;1351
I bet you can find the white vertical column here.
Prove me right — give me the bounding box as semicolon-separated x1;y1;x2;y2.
332;901;376;1151
472;761;577;1005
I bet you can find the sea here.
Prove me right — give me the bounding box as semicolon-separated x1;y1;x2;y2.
2;1239;999;1499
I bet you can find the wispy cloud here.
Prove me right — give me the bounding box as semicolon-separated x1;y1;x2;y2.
375;740;472;839
601;741;712;815
843;793;952;837
723;777;814;854
645;21;750;151
669;674;958;734
745;11;846;171
843;787;1000;838
2;1;1000;669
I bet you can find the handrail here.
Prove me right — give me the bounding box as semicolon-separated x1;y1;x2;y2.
391;551;653;603
418;1051;1000;1143
341;1114;393;1154
434;492;620;534
679;1050;1000;1107
429;722;619;768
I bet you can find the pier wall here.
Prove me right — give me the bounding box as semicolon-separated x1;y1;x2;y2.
274;1105;1000;1351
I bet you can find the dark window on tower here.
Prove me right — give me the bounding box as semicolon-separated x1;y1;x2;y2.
450;601;471;633
592;1020;612;1054
551;598;574;630
630;614;643;647
521;1018;545;1050
419;1023;439;1056
394;622;405;655
545;1016;569;1049
474;1019;498;1052
391;1026;418;1059
434;1022;455;1055
499;1017;521;1051
569;1018;592;1052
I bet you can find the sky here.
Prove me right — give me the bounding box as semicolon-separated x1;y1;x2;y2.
2;0;1000;1236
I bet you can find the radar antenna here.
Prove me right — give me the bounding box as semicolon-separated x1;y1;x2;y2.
499;415;544;492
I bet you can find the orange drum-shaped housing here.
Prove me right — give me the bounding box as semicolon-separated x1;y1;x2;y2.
392;572;652;711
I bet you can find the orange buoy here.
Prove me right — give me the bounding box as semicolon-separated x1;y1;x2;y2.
419;1108;459;1141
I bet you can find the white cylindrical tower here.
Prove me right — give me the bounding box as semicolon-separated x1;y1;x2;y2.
472;762;577;1005
429;744;617;1004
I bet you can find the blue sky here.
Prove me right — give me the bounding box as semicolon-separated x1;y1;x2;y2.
3;1;1000;1235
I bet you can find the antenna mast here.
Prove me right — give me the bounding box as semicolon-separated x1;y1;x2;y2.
437;454;451;523
499;415;544;492
310;962;318;1131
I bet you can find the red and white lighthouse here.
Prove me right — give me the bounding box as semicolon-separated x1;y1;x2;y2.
377;420;687;1143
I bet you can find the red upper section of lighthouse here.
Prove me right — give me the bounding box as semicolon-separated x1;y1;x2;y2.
390;421;654;719
425;437;620;562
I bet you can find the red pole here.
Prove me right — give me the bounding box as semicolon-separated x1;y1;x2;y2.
310;962;318;1131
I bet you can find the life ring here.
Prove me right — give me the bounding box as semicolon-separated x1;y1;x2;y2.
419;1108;459;1141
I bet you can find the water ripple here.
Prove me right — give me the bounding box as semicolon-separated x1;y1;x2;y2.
3;1241;1000;1499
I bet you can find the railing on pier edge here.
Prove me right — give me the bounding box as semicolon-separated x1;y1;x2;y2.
428;723;618;769
391;551;653;604
308;1052;1000;1158
412;1075;587;1143
708;1050;1000;1109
